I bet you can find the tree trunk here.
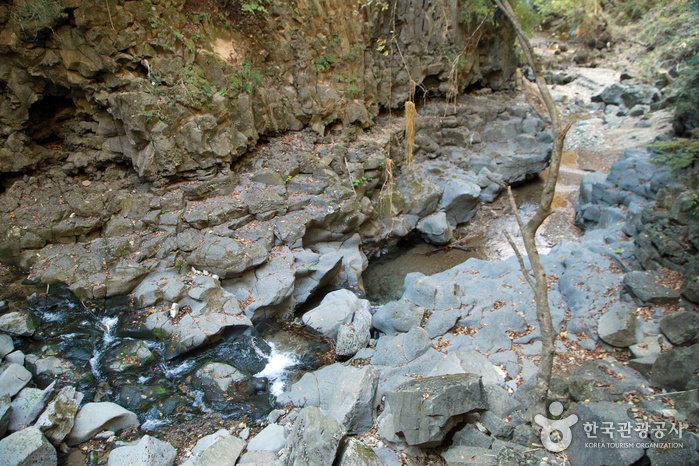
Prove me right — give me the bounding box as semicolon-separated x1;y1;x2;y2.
493;0;573;416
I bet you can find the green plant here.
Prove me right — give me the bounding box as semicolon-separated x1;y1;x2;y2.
315;54;338;72
344;84;362;99
11;0;67;39
242;0;271;14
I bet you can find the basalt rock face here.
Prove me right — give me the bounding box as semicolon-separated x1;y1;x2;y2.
0;0;515;181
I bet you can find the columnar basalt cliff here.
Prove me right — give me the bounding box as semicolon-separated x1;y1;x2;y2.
0;0;515;181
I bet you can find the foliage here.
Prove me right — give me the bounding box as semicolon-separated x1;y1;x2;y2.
651;134;699;216
458;0;538;33
228;61;263;94
241;0;271;14
11;0;67;39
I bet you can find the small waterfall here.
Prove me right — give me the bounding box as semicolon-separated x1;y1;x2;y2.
254;342;299;397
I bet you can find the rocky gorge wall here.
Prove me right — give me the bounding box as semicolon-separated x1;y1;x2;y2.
0;0;515;181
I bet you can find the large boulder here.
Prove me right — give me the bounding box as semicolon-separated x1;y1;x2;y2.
66;402;140;446
651;343;699;391
0;426;57;466
382;373;486;446
568;402;645;466
108;435;177;466
597;302;637;348
247;424;286;453
335;301;372;357
335;438;382;466
180;429;247;466
416;212;453;245
0;311;39;337
8;384;58;433
279;363;378;434
659;311;699;346
0;363;32;398
34;386;83;445
623;271;681;306
372;300;425;335
283;407;346;466
0;333;14;358
301;289;362;340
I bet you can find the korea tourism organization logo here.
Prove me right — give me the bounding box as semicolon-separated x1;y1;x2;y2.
534;402;578;452
534;402;685;453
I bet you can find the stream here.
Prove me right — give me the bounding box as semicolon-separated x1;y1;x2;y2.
16;285;330;431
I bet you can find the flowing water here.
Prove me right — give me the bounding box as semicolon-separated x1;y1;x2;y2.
16;285;328;430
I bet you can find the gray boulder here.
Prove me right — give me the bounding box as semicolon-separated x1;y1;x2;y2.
0;333;14;358
34;386;83;446
247;424;286;453
651;343;699;391
283;406;346;466
238;451;281;465
335;438;382;466
336;301;372;357
108;435;176;466
194;363;246;392
438;178;481;226
66;402;140;446
0;394;10;438
105;340;155;373
0;363;32;398
0;311;38;337
416;212;453;245
301;289;360;340
185;233;269;279
454;349;505;386
0;426;57;466
597;302;637;347
623;271;681;305
372;300;425;335
442;446;496;466
279;363;378;434
371;327;431;366
659;311;699;346
568;357;653;402
568;402;644;466
384;373;486;446
8;387;55;433
183;434;246;466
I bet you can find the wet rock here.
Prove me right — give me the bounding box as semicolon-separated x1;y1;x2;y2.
194;362;246;392
66;402;140;446
659;311;699;346
108;435;176;466
0;426;57;466
372;299;425;335
0;333;14;358
8;382;58;433
0;311;39;337
247;424;286;453
623;271;681;306
416;212;453;245
0;363;32;398
34;386;83;446
301;289;361;340
597;302;637;348
383;373;486;446
105;340;155;373
335;438;382;466
336;300;372;357
279;363;378;434
568;402;644;466
651;343;699;391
